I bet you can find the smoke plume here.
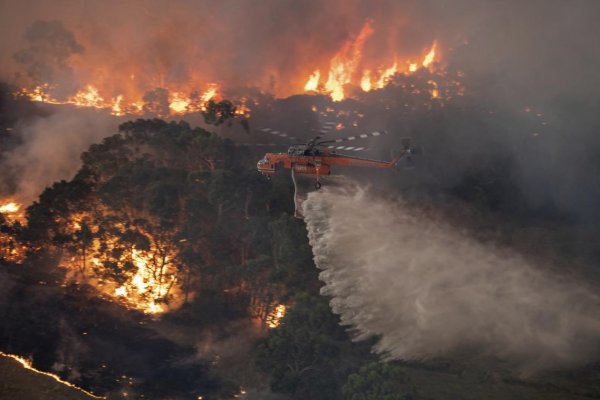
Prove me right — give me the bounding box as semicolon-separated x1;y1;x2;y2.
1;0;598;101
303;182;600;371
13;20;83;89
3;108;117;203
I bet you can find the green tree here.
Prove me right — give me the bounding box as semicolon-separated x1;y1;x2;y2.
255;293;357;399
343;362;417;400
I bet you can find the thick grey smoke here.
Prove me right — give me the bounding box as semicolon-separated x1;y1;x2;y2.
4;108;117;203
13;20;83;89
303;182;600;371
1;0;599;101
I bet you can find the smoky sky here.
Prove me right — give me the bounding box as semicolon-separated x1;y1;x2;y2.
0;0;599;101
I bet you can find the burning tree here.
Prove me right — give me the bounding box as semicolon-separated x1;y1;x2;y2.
14;119;312;321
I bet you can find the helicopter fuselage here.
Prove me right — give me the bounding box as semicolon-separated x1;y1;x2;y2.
256;148;406;177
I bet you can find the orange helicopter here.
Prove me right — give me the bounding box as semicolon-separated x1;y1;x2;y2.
256;130;418;189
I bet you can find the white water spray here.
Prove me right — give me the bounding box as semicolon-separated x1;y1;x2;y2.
302;182;600;371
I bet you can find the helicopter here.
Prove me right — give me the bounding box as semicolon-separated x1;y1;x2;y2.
256;130;418;189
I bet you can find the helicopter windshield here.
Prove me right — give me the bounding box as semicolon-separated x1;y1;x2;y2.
288;145;320;156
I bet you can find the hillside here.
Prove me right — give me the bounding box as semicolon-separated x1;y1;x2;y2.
0;353;100;400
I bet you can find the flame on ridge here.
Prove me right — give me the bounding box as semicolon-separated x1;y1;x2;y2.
17;83;223;117
14;19;444;112
302;20;441;101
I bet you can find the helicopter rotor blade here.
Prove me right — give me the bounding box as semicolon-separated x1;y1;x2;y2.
237;143;281;147
317;121;337;135
259;127;297;141
400;137;411;150
325;145;369;152
317;130;389;145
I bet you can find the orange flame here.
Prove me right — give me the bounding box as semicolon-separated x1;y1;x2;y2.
0;198;25;224
360;70;372;92
301;20;442;100
69;85;104;108
304;70;321;91
169;92;190;114
61;213;184;315
0;201;20;214
266;304;286;328
428;79;440;98
422;41;437;68
0;199;27;263
1;352;105;399
375;61;398;89
324;20;374;101
17;83;225;118
113;248;178;314
14;22;444;112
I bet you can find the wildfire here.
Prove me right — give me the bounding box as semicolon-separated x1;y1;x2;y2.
266;304;286;328
324;20;374;101
0;352;105;399
304;70;321;91
0;199;27;263
0;201;20;214
17;83;225;118
200;84;218;103
360;70;372;92
70;85;105;108
0;198;25;223
113;248;178;314
14;19;446;112
169;92;190;114
375;62;398;89
428;79;440;98
63;213;184;315
302;21;441;101
422;41;437;67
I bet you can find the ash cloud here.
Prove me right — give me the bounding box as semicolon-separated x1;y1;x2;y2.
303;183;600;372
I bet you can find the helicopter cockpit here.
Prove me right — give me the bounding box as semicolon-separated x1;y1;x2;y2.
287;144;321;156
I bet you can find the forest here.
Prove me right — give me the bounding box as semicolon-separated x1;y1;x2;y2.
1;63;600;399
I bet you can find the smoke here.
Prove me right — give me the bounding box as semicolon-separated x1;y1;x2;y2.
13;20;83;90
1;0;599;209
1;0;597;101
2;108;117;204
303;182;600;372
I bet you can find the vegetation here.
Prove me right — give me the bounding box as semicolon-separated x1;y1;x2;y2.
1;118;328;398
2;76;600;398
